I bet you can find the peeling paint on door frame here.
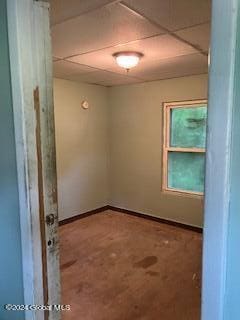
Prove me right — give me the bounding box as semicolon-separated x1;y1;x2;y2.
7;1;60;320
34;86;49;319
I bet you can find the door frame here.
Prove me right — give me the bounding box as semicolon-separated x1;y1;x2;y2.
202;0;239;319
7;1;60;320
6;0;240;319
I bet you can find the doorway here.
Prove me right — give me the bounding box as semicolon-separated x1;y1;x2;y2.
50;1;210;319
6;0;240;320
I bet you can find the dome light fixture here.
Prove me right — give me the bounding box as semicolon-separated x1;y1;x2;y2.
113;51;143;72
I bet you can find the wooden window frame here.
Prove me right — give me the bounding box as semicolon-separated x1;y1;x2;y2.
162;99;207;197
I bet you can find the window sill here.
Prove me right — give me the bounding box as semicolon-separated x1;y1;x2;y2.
162;188;204;199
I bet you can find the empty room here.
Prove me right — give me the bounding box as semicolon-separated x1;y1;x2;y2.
51;0;210;319
4;0;240;320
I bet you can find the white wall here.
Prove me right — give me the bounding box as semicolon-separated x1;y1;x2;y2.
54;78;109;220
109;74;208;227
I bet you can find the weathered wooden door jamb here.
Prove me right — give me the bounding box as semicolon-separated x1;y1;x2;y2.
7;1;60;320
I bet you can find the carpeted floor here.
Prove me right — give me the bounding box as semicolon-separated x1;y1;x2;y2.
60;210;202;320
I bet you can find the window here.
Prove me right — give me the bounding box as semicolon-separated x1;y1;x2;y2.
162;100;207;196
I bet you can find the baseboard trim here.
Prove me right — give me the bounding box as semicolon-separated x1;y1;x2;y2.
107;206;203;233
59;206;109;226
59;205;202;233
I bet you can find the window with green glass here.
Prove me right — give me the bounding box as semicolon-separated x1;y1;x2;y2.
162;100;207;195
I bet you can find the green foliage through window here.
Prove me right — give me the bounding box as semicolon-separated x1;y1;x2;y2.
170;106;207;148
168;152;205;193
163;101;207;195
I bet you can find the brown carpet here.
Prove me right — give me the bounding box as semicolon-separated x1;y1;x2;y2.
60;210;202;320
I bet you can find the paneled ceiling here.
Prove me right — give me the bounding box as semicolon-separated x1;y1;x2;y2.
50;0;211;87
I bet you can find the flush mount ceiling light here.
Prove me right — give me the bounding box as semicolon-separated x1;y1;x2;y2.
113;51;143;72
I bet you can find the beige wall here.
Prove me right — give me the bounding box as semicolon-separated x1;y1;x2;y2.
54;74;208;226
54;78;109;220
109;74;208;227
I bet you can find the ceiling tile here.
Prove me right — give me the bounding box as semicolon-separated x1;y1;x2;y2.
53;60;97;78
68;34;197;74
61;70;142;86
174;23;211;53
51;0;209;86
50;0;117;25
122;0;211;31
127;54;208;81
51;3;163;58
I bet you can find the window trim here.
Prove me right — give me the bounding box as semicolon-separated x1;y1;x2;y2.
162;99;207;197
